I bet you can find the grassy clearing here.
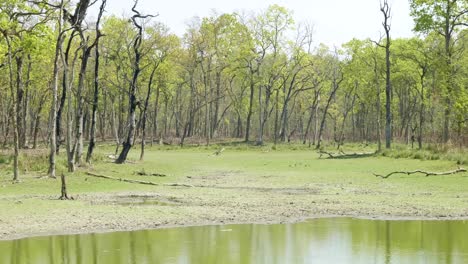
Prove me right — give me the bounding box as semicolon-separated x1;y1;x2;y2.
0;142;467;240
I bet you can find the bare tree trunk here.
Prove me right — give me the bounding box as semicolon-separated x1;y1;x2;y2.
418;84;424;150
2;34;20;181
116;2;151;163
23;56;32;148
56;33;76;154
33;94;46;149
372;53;382;152
245;73;254;142
152;85;160;144
257;85;263;145
312;97;320;146
60;39;75;172
381;1;392;149
212;71;221;138
140;66;157;161
73;33;95;166
110;98;120;155
274;89;280;146
15;56;25;149
48;1;65;178
100;88;107;141
86;0;106;163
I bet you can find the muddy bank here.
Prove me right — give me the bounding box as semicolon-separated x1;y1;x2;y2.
2;186;467;241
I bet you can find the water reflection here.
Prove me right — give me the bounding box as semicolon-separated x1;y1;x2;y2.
1;218;467;264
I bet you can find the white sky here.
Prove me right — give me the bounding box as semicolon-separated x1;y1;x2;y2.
94;0;415;47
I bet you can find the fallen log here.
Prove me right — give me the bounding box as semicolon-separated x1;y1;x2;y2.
318;150;335;158
134;169;167;177
85;172;193;187
374;167;467;179
318;150;375;159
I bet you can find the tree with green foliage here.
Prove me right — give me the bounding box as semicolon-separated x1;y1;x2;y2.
410;0;468;142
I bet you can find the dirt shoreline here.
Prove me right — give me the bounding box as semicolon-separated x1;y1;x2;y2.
2;207;468;242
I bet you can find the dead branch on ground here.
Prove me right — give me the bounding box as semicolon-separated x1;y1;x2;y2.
374;167;466;179
134;169;166;177
85;172;192;187
318;150;375;159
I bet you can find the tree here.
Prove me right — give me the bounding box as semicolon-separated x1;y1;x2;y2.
139;23;178;160
380;0;393;149
316;48;344;149
85;0;107;163
48;0;65;178
116;1;155;164
253;5;294;145
410;0;468;142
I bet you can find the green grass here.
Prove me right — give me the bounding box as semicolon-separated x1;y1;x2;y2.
378;143;468;165
0;143;467;240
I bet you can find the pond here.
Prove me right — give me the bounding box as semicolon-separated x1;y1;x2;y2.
1;218;467;264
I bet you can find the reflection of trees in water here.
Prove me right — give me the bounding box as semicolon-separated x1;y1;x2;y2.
385;221;391;264
1;219;467;263
91;233;98;264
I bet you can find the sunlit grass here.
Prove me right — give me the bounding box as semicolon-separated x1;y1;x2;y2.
0;142;466;240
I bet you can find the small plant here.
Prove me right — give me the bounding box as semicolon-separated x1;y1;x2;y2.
0;155;10;164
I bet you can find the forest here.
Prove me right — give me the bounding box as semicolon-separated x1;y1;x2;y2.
0;0;467;179
1;1;468;261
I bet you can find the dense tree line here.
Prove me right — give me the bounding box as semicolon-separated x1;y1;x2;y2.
0;0;467;179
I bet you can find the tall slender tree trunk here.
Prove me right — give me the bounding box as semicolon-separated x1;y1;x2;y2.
32;94;46;149
116;3;148;163
312;96;320;146
418;70;426;150
110;98;120;155
381;0;392;149
48;2;64;178
273;89;280;146
152;85;160;144
15;56;25;149
257;85;263;145
140;66;157;161
23;56;32;148
73;39;92;166
56;33;76;154
58;38;75;172
64;55;74;172
442;25;452;143
245;73;254;142
86;0;106;163
3;35;20;181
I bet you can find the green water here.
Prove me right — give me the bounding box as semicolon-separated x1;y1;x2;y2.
1;218;467;264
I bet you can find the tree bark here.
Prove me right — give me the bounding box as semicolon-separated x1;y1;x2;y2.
2;33;20;181
48;1;65;178
56;33;76;154
381;0;392;149
140;65;157;161
116;2;150;163
86;0;106;163
245;71;255;142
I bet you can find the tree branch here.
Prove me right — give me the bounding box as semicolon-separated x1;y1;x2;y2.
374;168;467;179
